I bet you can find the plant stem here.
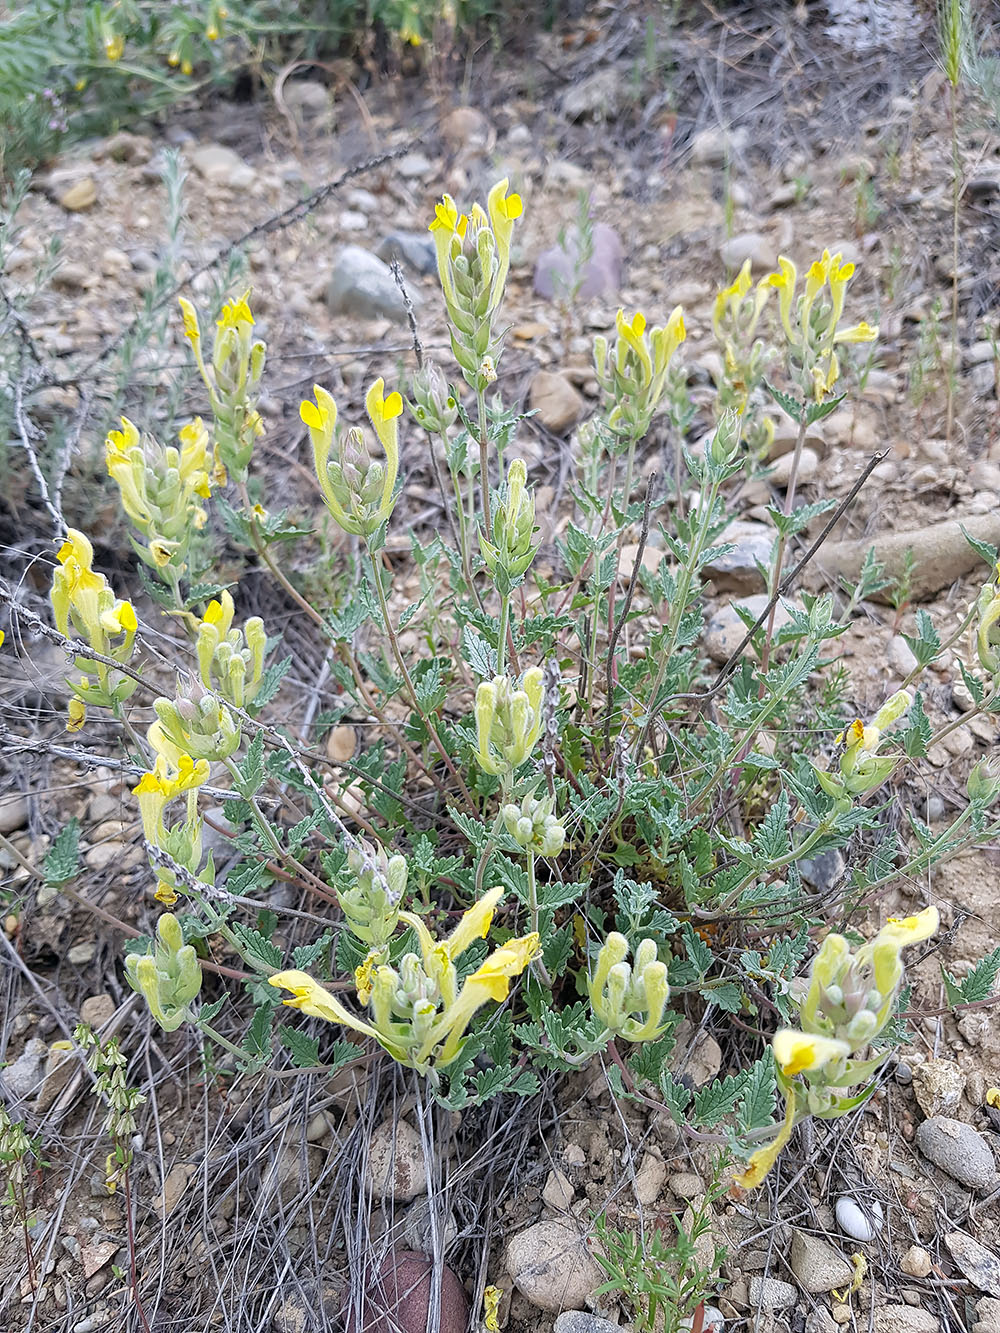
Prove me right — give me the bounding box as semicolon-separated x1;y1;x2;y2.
496;593;510;676
476;387;493;542
946;77;959;445
526;849;553;985
366;545;476;809
759;411;807;681
636;471;724;761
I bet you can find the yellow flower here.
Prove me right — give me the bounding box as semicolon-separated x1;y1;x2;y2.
833;321;879;344
133;752;210;842
217;292;254;332
616;308;653;382
401;886;503;976
827;254;856;333
154;881;179;907
428;194;467;237
652;306;686;381
713;260;752;336
773;1028;851;1077
435;932;540;1064
269;969;384;1044
876;906;939;951
487;177;523;285
355;951;380;1005
104;33;124;61
763;256;798;342
483;1286;502;1333
67;697;86;732
734;1087;797;1190
178;297;201;346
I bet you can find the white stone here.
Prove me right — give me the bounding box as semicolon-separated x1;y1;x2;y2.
835;1196;884;1241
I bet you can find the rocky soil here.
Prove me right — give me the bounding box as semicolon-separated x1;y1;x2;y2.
2;2;1000;1332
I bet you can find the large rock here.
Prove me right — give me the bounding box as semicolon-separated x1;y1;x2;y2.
190;144;256;190
946;1232;1000;1298
375;231;437;276
912;1059;966;1119
534;223;624;303
703;594;795;665
916;1116;996;1189
365;1119;428;1202
326;247;413;323
703;521;774;594
529;371;585;433
562;68;624;121
748;1276;797;1310
809;515;1000;603
343;1250;468;1333
789;1229;853;1293
690;125;749;166
719;233;776;273
872;1308;939;1333
505;1219;604;1313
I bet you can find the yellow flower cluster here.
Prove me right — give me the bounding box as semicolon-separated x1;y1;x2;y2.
178;293;265;483
300;379;401;537
194;590;268;708
762;249;878;401
105;416;214;574
815;688;912;806
429;179;523;391
132;721;212;906
737;905;938;1189
50;529;138;730
474;668;545;778
270;886;538;1073
593;306;686;438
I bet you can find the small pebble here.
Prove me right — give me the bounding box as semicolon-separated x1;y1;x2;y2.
895;1061;913;1085
901;1245;933;1279
835;1196;884;1241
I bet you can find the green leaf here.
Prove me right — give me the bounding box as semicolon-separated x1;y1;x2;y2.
250;655;292;712
242;1005;273;1060
763;379;805;423
961;525;999;570
805;391;846;424
737;1055;777;1133
279;1028;320;1068
901;691;932;759
753;791;791;863
902;610;940;667
231;923;282;971
942;947;1000;1006
693;1073;746;1128
462;625;497;678
43;819;79;885
233;732;265;798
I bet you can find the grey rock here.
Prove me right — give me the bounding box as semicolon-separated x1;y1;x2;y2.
281;80;330;114
703;520;773;594
376;231;437;276
797;848;845;892
966;170;1000;200
397;152;434;180
806;1312;839;1333
946;1232;1000;1298
190;144;256;190
719;232;776;273
789;1229;854;1293
534;223;624;303
0;1037;49;1100
562;68;624;121
769;445;819;487
748;1276;797;1310
326;246;414;323
529;371;585;434
690;125;748;166
873;1308;939;1333
912;1058;965;1119
554;1315;622;1333
916;1116;996;1189
888;634;919;677
703;594;794;666
807;514;1000;603
0;794;28;833
400;1196;458;1253
365;1119;428;1202
505;1220;604;1313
